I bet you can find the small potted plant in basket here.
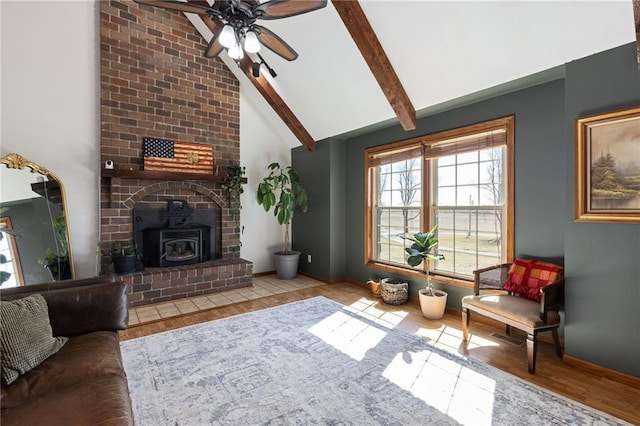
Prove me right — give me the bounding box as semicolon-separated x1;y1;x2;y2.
400;225;447;319
367;278;384;298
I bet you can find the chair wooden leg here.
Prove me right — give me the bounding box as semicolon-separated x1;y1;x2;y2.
552;328;562;358
526;332;537;374
505;324;511;335
462;307;469;341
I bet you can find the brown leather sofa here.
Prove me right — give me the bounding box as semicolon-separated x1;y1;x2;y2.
0;277;134;426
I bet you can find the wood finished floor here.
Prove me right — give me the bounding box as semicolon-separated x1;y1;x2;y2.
120;276;640;424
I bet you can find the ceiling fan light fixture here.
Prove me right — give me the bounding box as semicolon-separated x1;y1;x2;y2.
228;42;244;60
219;24;236;49
252;61;261;78
134;0;328;62
243;30;261;54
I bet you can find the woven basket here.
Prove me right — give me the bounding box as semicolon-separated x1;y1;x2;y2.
381;279;409;305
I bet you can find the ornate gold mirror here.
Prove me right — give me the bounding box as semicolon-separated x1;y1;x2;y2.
0;153;74;287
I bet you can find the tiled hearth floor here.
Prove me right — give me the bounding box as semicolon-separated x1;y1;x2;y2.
128;274;325;326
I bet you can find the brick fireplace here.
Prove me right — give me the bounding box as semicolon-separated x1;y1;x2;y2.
99;1;252;307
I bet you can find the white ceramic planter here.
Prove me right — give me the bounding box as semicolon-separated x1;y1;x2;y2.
418;289;448;319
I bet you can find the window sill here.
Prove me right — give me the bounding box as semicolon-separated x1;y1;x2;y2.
365;261;473;289
430;274;473;290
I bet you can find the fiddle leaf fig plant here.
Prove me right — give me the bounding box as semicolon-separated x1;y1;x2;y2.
256;162;308;254
399;224;445;295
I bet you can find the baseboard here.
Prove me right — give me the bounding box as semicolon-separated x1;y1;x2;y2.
563;355;640;389
297;271;347;284
342;277;365;287
252;271;276;277
256;271;346;285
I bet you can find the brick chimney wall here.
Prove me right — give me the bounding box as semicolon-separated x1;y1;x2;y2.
99;0;251;306
100;0;239;172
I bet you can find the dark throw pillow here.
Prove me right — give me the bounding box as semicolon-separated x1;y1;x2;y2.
0;293;68;384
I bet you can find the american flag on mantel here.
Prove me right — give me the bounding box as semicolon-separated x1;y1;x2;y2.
143;137;213;174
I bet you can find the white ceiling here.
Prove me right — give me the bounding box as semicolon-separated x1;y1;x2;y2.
190;1;636;143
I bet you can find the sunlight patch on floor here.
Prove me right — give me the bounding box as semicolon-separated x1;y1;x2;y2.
466;333;501;350
344;299;409;330
308;311;387;361
382;349;496;425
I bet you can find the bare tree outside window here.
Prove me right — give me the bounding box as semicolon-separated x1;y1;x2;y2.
481;148;503;251
375;167;389;258
397;159;421;234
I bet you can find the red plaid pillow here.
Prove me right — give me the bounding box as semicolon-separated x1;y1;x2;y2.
503;259;563;302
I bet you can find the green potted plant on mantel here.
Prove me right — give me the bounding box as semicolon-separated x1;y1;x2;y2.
221;164;246;207
256;162;308;279
110;240;137;275
400;224;447;319
221;164;246;250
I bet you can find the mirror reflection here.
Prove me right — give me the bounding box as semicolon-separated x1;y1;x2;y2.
0;153;74;287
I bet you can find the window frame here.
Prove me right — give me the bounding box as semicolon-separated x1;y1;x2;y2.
365;116;515;287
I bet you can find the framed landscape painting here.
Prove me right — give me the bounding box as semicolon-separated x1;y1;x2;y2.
575;106;640;223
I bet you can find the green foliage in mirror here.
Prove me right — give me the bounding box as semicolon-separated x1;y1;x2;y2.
38;215;69;266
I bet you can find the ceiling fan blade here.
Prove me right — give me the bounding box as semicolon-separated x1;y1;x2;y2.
254;25;298;61
256;0;327;20
134;0;211;16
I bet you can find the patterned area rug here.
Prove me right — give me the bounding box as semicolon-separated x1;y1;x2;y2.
121;296;628;425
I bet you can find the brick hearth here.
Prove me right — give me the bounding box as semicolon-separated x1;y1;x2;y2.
124;259;252;307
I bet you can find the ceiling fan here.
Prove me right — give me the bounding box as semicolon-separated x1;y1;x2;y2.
134;0;328;61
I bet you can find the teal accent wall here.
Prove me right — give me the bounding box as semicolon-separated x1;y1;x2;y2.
291;43;639;377
563;43;640;377
293;138;346;281
342;79;567;295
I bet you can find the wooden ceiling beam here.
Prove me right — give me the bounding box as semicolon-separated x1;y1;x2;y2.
634;0;640;68
189;3;316;152
332;0;416;131
236;56;316;152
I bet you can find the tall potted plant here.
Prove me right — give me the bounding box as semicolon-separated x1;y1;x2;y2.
256;162;308;279
400;225;447;319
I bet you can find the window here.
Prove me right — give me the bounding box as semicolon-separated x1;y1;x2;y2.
365;116;514;283
0;217;24;288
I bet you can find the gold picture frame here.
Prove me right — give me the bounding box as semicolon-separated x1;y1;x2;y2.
575;106;640;223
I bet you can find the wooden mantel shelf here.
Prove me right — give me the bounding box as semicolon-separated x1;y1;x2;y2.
101;168;246;184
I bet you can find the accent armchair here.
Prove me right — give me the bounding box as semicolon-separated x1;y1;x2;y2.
461;259;564;374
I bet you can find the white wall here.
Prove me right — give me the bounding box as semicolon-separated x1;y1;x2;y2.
1;0;100;279
1;0;296;278
187;12;301;274
239;79;300;273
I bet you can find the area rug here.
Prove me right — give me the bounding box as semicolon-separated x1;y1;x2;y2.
121;296;628;425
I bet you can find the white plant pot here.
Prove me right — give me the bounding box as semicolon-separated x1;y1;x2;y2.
418;289;448;319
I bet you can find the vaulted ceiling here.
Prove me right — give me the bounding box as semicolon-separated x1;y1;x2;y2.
182;0;637;152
